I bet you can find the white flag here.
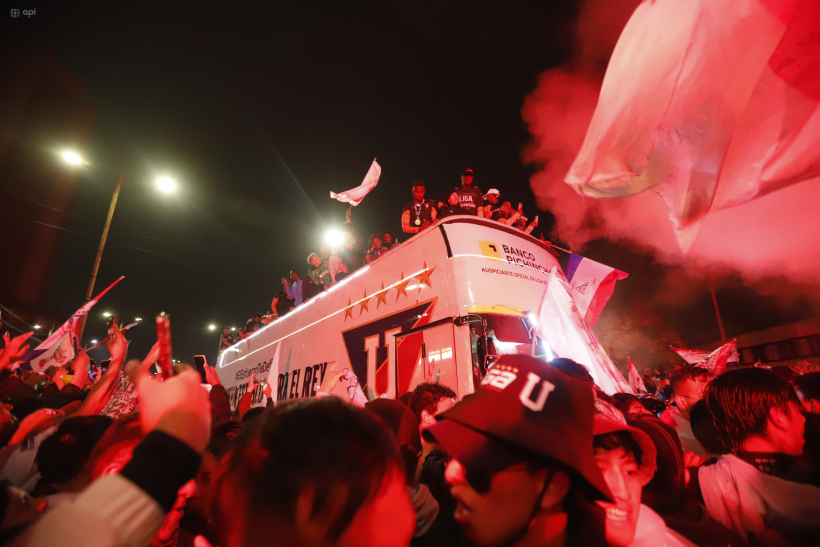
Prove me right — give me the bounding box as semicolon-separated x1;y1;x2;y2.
266;342;282;406
330;159;381;206
26;334;74;373
19;276;124;371
535;267;631;394
565;254;628;327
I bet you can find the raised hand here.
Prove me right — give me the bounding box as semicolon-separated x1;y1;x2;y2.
126;360;211;453
0;331;34;370
204;364;221;386
105;319;128;365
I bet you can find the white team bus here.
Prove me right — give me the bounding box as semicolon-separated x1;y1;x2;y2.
216;216;623;409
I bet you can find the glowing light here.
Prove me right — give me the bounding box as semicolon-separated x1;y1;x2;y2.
103;312;111;317
527;312;537;326
231;327;236;331
135;317;142;321
91;339;98;344
33;324;41;330
325;229;344;247
208;324;216;331
156;177;177;193
61;150;84;165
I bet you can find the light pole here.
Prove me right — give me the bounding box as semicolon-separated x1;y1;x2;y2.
61;151;177;340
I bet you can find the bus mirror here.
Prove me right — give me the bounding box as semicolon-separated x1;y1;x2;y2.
455;314;483;327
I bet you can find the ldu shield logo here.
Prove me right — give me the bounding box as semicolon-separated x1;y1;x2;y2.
341;298;437;398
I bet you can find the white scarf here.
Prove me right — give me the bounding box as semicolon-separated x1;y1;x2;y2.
699;454;820;546
631;504;696;547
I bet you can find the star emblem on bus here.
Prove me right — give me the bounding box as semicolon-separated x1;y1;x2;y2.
376;281;388;308
344;297;354;321
359;290;370;315
414;261;435;290
395;273;410;301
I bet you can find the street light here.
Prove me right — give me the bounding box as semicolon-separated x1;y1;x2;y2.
208;324;216;331
325;229;344;247
60;151;179;341
61;151;84;166
33;324;41;330
103;312;111;318
156;177;177;193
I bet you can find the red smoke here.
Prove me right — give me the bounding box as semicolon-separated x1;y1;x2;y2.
522;0;820;297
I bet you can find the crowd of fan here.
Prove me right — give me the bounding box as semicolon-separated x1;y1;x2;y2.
2;320;820;547
219;168;541;352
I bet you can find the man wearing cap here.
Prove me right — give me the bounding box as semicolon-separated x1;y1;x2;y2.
592;411;695;546
452;169;485;217
402;181;437;234
482;188;501;218
425;355;611;547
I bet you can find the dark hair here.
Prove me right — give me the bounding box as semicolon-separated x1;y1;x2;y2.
412;180;425;188
670;365;711;395
689;399;730;455
592;430;644;467
36;416;113;486
705;368;799;452
88;413;144;479
365;399;421;486
208;420;244;460
408;382;456;420
612;393;642;416
216;398;402;543
550;358;595;387
368;234;382;249
289;269;300;278
796;371;820;402
341;221;354;233
242;407;265;423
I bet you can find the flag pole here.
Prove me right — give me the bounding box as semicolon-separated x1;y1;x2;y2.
78;172;124;342
708;279;727;344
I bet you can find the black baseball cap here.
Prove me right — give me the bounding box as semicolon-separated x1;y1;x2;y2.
425;355;612;501
462;168;474;177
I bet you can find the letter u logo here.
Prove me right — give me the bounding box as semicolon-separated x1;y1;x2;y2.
519;372;555;411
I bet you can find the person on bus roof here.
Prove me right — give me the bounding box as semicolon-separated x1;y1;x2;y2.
437;191;470;220
402;180;437;234
491;201;524;226
307;253;332;290
365;235;387;264
451;168;484;217
383;231;398;250
218;328;234;352
482;188;501;218
282;270;305;306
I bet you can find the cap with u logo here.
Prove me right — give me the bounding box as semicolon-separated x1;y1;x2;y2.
424;354;612;501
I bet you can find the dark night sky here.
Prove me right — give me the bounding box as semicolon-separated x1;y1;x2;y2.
5;1;812;369
5;1;581;364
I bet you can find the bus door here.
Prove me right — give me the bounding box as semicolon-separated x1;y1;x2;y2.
393;319;457;397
